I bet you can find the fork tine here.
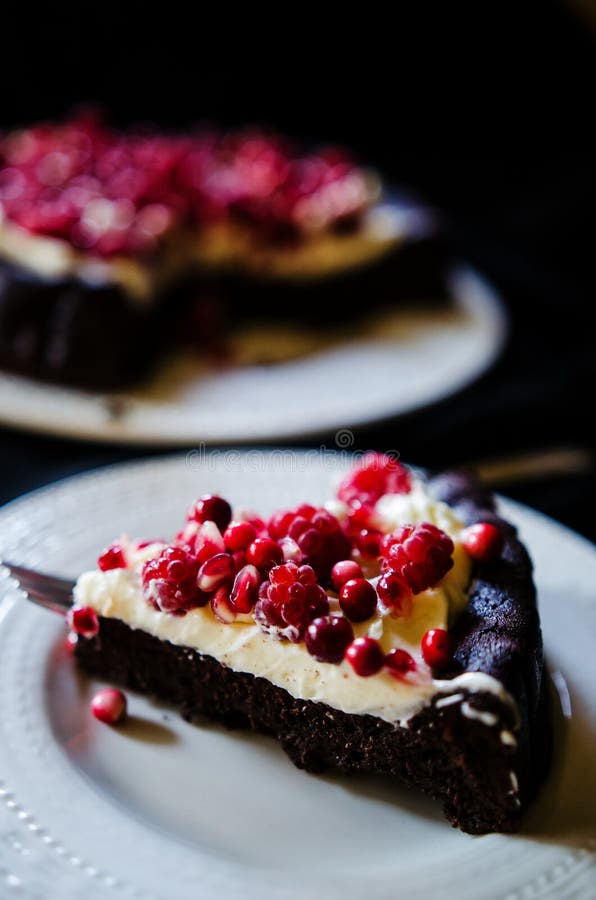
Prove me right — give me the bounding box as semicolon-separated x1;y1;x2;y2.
1;561;74;615
2;562;75;594
22;586;72;615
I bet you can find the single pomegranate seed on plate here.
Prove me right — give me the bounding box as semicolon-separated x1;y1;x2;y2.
462;523;504;562
345;637;385;676
67;606;99;638
196;552;235;592
339;578;377;622
376;572;413;617
230;564;261;613
385;647;416;678
304;615;354;663
331;559;363;592
97;542;126;571
383;522;454;594
246;538;284;570
91;688;127;725
188;494;232;532
224;521;256;552
421;628;454;669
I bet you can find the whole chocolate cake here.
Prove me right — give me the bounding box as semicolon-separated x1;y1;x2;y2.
0;115;448;388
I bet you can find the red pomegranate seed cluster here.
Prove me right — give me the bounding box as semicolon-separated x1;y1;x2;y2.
380;522;454;594
254;562;330;642
0;114;370;257
78;468;467;681
267;504;351;580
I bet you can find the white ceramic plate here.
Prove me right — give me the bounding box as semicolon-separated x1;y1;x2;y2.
0;266;506;445
0;453;594;900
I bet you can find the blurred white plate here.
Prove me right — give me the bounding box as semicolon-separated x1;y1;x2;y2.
0;452;594;900
0;265;506;444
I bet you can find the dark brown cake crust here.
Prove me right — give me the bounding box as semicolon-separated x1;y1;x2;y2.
0;210;450;389
75;471;550;834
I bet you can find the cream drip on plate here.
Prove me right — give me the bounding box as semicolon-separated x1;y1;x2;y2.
73;477;517;727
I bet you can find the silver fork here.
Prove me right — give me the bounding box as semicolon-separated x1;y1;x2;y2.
1;561;74;615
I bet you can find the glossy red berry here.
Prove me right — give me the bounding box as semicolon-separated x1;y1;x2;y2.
356;528;381;559
188;495;232;532
345;637;385;676
196;552;235;592
385;648;416;678
376;572;413;617
223;521;257;552
229;564;261;613
421;628;454;669
305;615;354;663
97;542;126;571
462;523;504;562
339;578;377;622
331;559;363;592
91;688;127;725
246;538;284;570
383;522;454;594
67;606;99;638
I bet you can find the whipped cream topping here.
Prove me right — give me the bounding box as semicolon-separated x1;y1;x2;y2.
73;478;517;726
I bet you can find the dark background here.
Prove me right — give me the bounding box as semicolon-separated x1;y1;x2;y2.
1;2;595;540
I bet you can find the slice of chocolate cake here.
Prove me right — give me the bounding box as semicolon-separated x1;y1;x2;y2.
69;456;549;834
0;115;449;388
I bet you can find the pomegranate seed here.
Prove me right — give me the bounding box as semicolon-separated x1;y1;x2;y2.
265;504;350;579
67;606;99;638
246;538;284;570
91;688;127;725
193;520;226;563
230;564;260;612
331;559;363;592
279;537;304;562
421;628;454;669
188;494;232;532
376;573;413;617
224;520;256;552
383;523;454;594
337;452;412;508
385;648;416;679
462;523;504;562
210;587;237;623
97;542;126;571
254;564;329;641
64;632;78;653
339;578;377;622
304;615;354;663
142;545;205;614
197;552;235;592
345;637;385;676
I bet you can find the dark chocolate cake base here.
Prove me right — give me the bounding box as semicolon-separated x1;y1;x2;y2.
0;223;451;389
75;472;551;834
